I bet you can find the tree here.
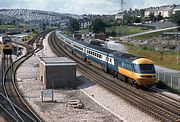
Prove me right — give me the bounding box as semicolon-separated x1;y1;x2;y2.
134;17;141;23
68;18;80;33
91;18;106;33
12;19;16;25
123;15;134;25
172;10;180;31
140;9;145;17
149;12;155;22
157;13;163;21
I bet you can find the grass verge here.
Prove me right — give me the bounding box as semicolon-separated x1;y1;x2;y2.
106;26;149;36
22;33;37;41
125;44;180;70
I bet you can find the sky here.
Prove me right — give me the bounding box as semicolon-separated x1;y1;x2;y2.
0;0;180;15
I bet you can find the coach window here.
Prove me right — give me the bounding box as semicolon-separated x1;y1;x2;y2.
106;57;109;61
110;58;112;62
122;62;125;67
99;55;102;58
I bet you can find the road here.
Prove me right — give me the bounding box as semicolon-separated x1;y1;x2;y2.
121;26;177;39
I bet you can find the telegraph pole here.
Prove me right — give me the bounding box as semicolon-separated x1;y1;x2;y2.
118;0;125;37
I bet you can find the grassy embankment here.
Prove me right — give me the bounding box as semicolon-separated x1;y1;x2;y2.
124;29;180;70
22;32;37;41
22;27;42;41
106;26;149;36
0;25;16;29
79;26;149;36
126;44;180;70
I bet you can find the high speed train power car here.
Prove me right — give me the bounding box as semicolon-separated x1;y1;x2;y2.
0;36;12;54
55;31;157;87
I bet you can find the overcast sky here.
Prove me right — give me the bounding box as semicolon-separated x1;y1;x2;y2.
0;0;180;15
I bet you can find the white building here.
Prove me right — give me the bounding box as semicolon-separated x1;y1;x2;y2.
144;8;159;17
80;21;92;29
144;6;173;18
157;6;173;18
115;13;123;20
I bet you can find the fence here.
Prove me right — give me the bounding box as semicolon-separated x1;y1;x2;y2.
156;71;180;91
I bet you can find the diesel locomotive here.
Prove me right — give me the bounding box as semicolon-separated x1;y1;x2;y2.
0;36;12;55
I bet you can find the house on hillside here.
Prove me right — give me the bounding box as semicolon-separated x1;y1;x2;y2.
79;18;92;29
144;6;174;18
144;8;159;17
157;6;173;18
115;13;123;20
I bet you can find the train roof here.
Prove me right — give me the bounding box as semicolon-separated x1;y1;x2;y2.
57;31;143;62
111;52;141;62
59;32;115;54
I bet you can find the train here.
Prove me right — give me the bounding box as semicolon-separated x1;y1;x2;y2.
0;36;13;54
55;31;157;87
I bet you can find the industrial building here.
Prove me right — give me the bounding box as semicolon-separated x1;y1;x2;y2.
39;57;76;89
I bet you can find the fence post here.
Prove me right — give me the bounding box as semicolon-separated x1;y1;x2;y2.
170;75;173;88
157;71;159;81
178;78;180;91
164;73;166;82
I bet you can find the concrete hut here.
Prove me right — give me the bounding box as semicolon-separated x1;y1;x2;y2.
39;57;76;89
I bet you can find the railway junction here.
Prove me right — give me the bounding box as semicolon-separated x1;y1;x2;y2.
0;30;180;122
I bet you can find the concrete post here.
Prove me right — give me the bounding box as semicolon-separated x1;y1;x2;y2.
170;75;173;88
178;78;180;91
164;73;166;82
157;71;159;81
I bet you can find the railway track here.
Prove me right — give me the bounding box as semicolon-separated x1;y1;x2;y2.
0;102;18;122
0;30;52;122
49;31;180;122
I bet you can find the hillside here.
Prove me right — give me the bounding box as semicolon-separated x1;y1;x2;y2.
0;9;80;25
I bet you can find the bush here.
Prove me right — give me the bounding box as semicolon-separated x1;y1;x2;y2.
156;81;180;94
156;81;167;89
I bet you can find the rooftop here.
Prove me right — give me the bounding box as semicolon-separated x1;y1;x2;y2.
39;57;76;66
174;5;180;10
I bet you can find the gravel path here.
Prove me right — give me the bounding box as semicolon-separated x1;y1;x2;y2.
0;115;6;122
15;33;159;122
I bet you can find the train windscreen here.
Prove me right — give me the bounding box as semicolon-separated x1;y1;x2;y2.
3;37;12;42
134;64;155;74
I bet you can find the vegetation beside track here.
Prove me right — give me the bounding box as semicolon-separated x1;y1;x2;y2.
79;26;149;36
124;43;180;70
105;26;149;36
156;81;180;94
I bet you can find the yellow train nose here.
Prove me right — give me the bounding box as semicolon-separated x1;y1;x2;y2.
136;75;157;86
